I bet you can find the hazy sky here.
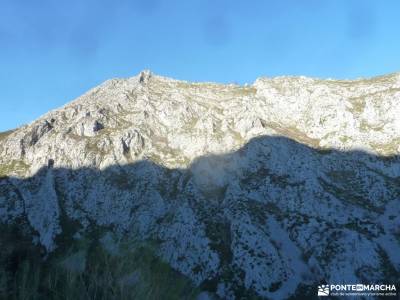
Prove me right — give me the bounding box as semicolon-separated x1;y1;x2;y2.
1;0;400;131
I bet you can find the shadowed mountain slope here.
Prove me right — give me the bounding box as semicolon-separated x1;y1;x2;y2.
1;135;399;299
1;71;400;299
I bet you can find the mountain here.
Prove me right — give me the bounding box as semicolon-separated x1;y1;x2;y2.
0;70;399;299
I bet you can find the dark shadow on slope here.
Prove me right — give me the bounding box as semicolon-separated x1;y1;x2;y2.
1;135;399;299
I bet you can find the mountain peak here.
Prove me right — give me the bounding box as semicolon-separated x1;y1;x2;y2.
138;69;153;84
1;71;400;176
1;72;399;299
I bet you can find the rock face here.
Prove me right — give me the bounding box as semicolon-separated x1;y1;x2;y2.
0;70;400;299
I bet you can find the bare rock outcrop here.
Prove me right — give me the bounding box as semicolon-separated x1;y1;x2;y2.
1;71;399;299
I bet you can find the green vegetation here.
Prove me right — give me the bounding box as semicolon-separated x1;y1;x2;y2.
377;246;400;288
0;160;29;178
0;222;199;300
348;96;366;115
359;120;384;133
231;86;257;97
319;173;383;213
287;284;319;300
339;135;351;144
371;138;400;156
0;129;15;142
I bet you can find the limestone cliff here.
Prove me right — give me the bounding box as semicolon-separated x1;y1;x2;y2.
0;71;399;299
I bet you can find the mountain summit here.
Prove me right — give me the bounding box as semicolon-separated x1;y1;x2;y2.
1;71;399;299
2;71;400;175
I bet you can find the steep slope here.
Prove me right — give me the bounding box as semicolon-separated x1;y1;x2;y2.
0;71;399;299
2;70;400;175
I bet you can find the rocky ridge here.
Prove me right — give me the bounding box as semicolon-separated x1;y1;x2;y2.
0;71;399;299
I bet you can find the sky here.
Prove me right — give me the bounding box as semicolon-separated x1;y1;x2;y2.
0;0;400;131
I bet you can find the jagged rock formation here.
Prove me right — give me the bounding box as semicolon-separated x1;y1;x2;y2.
0;70;399;299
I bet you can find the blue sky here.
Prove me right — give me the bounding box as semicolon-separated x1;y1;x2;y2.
1;0;400;131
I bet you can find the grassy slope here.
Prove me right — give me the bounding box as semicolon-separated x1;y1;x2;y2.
0;222;199;300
